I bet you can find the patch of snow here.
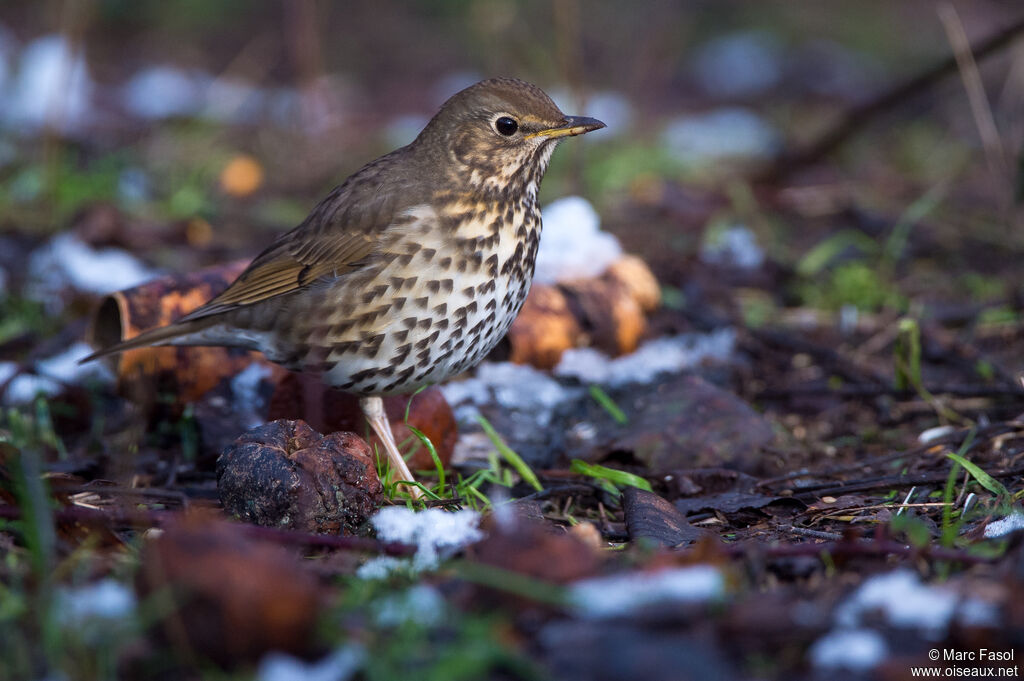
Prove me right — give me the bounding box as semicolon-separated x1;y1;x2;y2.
356;555;410;581
231;363;273;428
36;341;114;386
2;342;115;404
2;372;61;404
957;596;998;627
984;511;1024;539
808;628;887;671
203;77;265;123
694;31;783;98
554;330;736;387
55;579;136;625
369;507;483;571
258;646;364;681
661;108;779;166
27;233;158;310
440;361;574;427
374;585;445;627
4;34;94;133
570;566;725;618
533;196;621;285
700;224;764;269
121;65;206;120
835;570;957;638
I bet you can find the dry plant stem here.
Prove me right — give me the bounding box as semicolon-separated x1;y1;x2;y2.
938;3;1011;191
360;395;422;499
760;12;1024;182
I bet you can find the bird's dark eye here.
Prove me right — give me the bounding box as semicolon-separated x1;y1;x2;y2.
494;116;518;136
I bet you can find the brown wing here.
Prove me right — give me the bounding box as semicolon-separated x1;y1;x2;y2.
178;229;376;320
79;225;378;360
177;148;422;323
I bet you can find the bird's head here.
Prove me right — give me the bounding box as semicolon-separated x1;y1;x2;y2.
415;78;605;197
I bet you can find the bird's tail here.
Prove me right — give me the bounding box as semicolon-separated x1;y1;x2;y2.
79;319;210;364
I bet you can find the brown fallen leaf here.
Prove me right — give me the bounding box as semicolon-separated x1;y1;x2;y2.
138;512;321;667
623;487;709;548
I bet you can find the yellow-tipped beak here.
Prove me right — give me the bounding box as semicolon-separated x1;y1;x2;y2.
526;116;606;140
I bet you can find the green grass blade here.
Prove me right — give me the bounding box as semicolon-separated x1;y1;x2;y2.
946;451;1009;498
570;459;652;492
588;385;628;424
407;425;445;490
476;415;542;492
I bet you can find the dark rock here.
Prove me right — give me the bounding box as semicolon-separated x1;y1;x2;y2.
601;374;775;472
217;419;383;534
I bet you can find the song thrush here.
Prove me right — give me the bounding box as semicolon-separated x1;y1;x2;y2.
84;78;605;496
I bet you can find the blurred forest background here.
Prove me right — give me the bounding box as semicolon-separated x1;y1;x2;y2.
1;0;1021;250
3;2;1024;680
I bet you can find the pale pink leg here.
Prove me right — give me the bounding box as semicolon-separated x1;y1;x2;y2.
360;396;422;499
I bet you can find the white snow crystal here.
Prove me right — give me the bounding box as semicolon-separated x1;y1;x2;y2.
661;108;779;166
369;507;483;571
36;341;113;385
700;225;765;269
693;31;782;98
570;566;725;618
356;555;410;580
258;646;364;681
533;196;621;284
835;570;957;638
374;584;445;627
984;512;1024;539
440;361;574;426
56;579;136;625
231;362;273;428
1;367;60;404
121;65;206;120
27;233;157;310
4;34;94;133
808;628;887;671
554;330;736;386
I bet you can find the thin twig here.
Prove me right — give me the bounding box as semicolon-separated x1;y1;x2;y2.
938;3;1010;185
759;12;1024;182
